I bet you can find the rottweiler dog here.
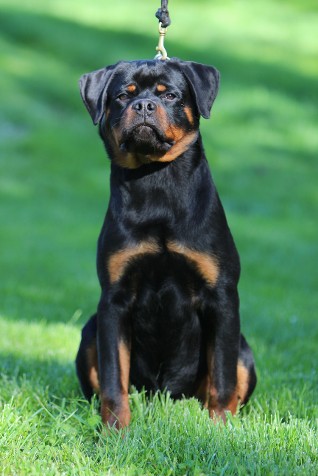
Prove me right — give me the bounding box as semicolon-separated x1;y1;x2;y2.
76;59;257;429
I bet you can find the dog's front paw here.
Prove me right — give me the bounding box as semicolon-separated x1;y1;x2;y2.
101;397;131;430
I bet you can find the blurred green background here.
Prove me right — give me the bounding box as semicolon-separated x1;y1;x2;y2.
0;0;317;449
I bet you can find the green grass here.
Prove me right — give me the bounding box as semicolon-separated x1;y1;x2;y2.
0;0;317;474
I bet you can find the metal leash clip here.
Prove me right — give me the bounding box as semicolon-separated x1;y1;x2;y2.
155;22;170;60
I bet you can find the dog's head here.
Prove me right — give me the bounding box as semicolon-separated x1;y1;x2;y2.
79;59;220;168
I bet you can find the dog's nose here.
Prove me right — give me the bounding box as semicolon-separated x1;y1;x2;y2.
131;99;157;116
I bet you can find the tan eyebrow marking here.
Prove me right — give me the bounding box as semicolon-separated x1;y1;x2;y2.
157;84;167;92
127;84;136;92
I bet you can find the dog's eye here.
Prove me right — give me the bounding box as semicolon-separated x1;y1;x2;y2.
163;93;176;101
117;93;130;101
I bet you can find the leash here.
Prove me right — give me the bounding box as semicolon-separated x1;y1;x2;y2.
154;0;171;60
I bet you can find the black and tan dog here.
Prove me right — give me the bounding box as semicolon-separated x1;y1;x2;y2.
76;59;256;429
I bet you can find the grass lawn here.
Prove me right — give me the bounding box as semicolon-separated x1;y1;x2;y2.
0;0;317;474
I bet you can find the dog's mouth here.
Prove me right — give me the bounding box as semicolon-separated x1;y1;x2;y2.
119;123;172;156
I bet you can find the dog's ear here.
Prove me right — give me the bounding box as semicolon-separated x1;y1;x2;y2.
176;60;220;119
79;63;122;125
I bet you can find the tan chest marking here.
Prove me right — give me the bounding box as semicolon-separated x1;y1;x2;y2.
108;241;160;283
167;241;219;286
108;240;219;286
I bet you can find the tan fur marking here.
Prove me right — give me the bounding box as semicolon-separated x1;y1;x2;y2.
167;241;219;286
225;393;240;415
184;106;194;125
101;397;131;429
119;340;130;395
108;126;141;169
223;362;250;415
157;131;199;163
127;84;136;92
208;386;219;410
114;131;198;168
108;241;160;283
86;344;100;393
99;341;131;429
157;84;167;92
196;344;215;406
198;358;250;421
165;125;185;142
207;385;226;422
114;152;141;169
155;105;170;130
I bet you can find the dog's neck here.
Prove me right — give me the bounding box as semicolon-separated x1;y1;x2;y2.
105;133;219;246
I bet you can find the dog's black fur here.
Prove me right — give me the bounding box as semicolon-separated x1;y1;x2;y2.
76;59;256;428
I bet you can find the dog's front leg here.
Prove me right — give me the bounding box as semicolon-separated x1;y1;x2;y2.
97;291;131;429
205;286;241;421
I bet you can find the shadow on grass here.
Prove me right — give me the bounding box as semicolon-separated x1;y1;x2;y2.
0;7;317;104
0;352;79;398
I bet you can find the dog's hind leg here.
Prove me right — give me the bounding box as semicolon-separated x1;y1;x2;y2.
75;313;99;401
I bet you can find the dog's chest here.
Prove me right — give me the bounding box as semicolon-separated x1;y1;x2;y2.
107;238;219;290
105;161;220;290
128;253;206;396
